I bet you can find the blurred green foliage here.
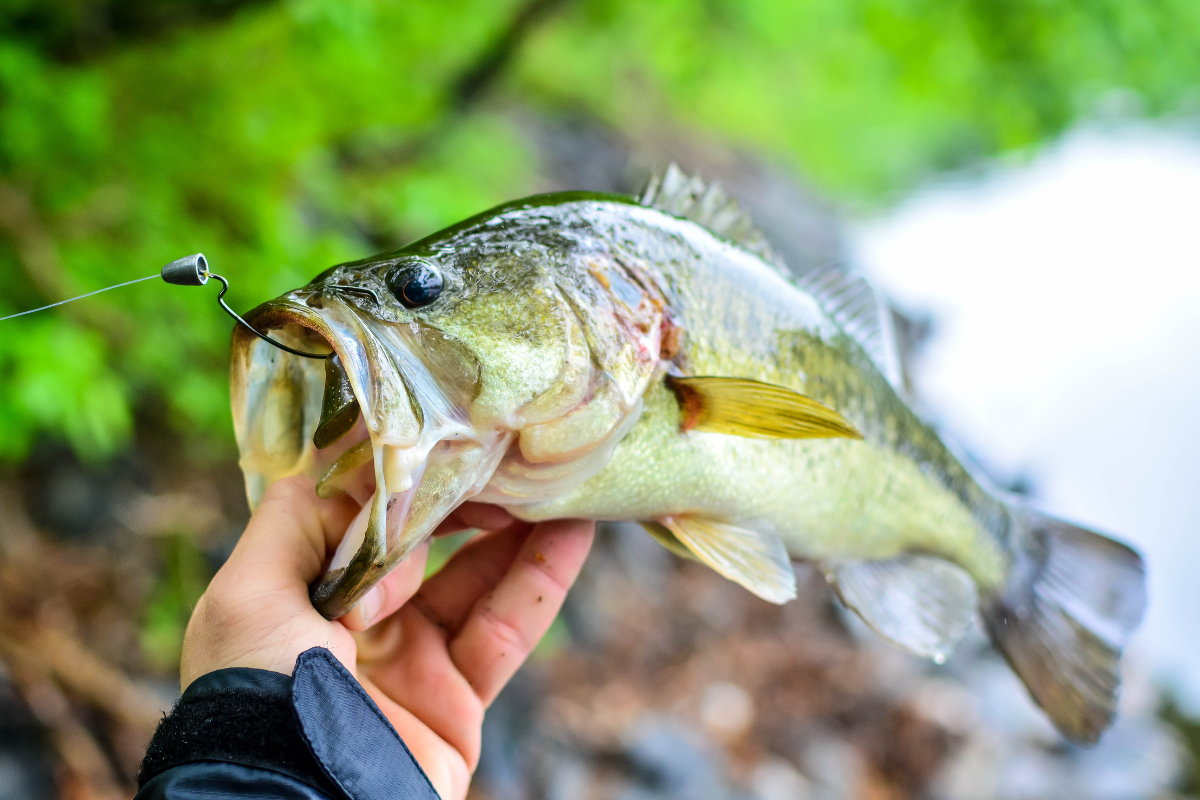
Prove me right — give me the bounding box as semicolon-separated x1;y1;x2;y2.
140;531;211;670
426;529;476;578
1160;695;1200;794
1;0;1198;463
526;0;1200;192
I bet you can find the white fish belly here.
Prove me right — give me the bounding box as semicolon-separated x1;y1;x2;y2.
511;381;1008;589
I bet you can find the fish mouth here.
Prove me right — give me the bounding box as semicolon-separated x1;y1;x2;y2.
231;282;649;620
231;294;512;619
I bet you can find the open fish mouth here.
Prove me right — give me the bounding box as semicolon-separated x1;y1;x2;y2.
230;289;644;619
231;293;514;619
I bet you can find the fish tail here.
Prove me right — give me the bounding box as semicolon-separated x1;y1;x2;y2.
981;503;1146;745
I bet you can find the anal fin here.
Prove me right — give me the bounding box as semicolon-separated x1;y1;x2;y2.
660;516;796;604
831;554;978;661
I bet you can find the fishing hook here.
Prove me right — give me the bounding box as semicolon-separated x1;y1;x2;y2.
160;253;331;360
334;284;381;304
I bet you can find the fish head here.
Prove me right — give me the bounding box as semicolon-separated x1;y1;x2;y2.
230;221;665;618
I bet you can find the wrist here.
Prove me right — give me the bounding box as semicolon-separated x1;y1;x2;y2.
179;590;357;689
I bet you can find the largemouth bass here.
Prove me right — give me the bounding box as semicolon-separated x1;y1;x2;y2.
231;165;1145;744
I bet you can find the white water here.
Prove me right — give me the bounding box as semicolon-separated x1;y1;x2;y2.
850;123;1200;711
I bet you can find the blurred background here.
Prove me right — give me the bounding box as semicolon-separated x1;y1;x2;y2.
1;1;1198;798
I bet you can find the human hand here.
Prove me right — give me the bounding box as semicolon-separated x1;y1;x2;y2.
180;475;595;800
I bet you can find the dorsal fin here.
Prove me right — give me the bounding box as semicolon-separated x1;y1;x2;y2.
639;163;783;268
640;165;903;391
795;263;904;390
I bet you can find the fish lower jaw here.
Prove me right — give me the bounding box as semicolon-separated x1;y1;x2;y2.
310;428;515;616
325;459;426;576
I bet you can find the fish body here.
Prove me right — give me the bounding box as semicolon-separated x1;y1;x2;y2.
503;203;1008;587
231;167;1144;745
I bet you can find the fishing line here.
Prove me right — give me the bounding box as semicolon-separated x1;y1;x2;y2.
0;252;330;360
0;274;160;320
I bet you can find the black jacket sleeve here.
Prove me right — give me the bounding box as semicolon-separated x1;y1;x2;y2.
136;647;441;800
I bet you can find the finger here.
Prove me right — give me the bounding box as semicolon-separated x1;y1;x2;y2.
181;476;361;684
225;476;361;588
358;671;473;800
411;522;532;631
339;540;431;632
449;519;594;705
432;502;515;537
356;606;484;769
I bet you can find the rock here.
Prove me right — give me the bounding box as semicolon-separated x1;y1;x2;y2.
751;756;813;800
700;681;755;740
1073;718;1185;800
622;716;726;800
800;738;866;800
543;754;595;800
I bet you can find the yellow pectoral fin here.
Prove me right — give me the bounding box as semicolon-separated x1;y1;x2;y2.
660;516;797;604
669;376;863;440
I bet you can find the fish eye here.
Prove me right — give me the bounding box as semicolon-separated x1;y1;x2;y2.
385;261;443;308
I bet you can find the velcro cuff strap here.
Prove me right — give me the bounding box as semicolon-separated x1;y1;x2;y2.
293;648;440;800
137;647;440;800
137;668;338;794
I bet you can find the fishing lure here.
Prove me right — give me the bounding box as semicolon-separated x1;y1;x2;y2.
1;253;326;361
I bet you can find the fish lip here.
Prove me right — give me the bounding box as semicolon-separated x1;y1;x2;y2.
238;294;426;446
235;297;341;358
310;458;428;620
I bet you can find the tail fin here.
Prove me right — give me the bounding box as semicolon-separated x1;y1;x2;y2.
982;505;1146;745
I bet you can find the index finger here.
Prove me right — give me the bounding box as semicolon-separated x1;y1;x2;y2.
432;502;516;537
448;518;594;705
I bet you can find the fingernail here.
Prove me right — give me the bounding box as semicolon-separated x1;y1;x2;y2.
357;586;383;626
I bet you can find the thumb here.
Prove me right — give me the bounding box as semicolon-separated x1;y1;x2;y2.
180;477;362;687
232;475;362;590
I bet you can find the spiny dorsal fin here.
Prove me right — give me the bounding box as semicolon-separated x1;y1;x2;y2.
668;375;863;440
641;165;903;391
660;515;797;604
829;554;978;661
639;163;783;268
795;263;904;390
